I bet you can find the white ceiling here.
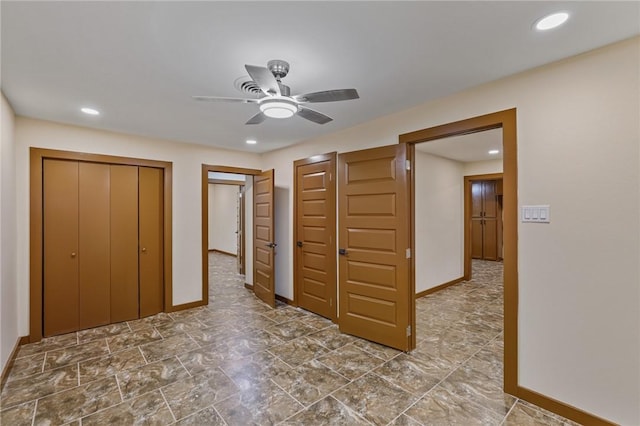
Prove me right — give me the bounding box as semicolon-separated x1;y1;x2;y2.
2;2;638;153
415;128;503;163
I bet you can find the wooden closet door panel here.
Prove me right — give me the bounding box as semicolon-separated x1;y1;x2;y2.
471;181;483;218
483;181;498;218
43;159;79;336
471;219;484;259
483;218;499;261
110;165;139;322
78;162;111;329
139;167;164;317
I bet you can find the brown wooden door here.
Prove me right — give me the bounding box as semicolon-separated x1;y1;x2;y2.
482;181;498;260
110;165;140;322
78;162;111;329
253;169;276;307
471;180;499;261
43;159;80;336
471;181;484;259
338;144;412;351
139;167;164;318
294;153;337;321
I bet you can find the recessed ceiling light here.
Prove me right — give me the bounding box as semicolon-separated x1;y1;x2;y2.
535;12;569;31
488;150;500;155
81;107;100;115
246;139;257;145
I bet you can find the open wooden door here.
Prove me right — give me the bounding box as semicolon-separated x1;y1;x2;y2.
338;144;413;351
253;169;276;307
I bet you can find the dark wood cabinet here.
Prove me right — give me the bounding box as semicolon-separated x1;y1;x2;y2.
471;180;502;261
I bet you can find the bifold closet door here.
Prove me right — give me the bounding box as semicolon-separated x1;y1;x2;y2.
78;162;111;330
110;165;140;322
43;159;80;336
139;167;164;318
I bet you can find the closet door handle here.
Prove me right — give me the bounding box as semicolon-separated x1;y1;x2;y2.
71;252;77;258
141;247;147;253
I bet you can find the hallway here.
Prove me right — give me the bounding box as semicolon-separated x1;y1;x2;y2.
0;253;576;425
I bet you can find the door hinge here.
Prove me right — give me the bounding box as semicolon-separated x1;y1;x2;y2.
406;325;412;337
330;298;333;307
405;160;411;171
329;172;332;181
406;248;411;258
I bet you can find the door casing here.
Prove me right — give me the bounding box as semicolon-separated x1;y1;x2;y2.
399;108;518;394
201;165;261;306
30;148;173;343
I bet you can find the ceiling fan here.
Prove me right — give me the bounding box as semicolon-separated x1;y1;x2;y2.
193;59;359;125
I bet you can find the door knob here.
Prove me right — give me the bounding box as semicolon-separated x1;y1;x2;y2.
141;247;147;253
266;242;277;248
296;241;303;248
339;248;348;256
71;252;77;258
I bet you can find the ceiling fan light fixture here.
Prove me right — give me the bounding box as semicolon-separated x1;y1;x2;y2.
259;97;298;119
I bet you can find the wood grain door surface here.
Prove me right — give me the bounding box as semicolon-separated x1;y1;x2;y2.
78;162;111;329
139;167;164;318
253;169;276;307
43;160;164;336
110;165;140;323
295;154;336;321
471;180;499;261
43;159;80;336
337;144;412;351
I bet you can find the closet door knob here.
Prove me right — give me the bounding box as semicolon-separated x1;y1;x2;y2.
71;252;77;258
141;247;147;253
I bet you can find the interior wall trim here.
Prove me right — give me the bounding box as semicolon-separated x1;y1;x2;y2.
415;277;465;299
29;148;173;343
0;336;29;392
167;300;207;313
399;108;518;394
202;164;261;308
516;386;616;426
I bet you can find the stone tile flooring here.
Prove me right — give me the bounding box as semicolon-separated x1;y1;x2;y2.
0;253;579;425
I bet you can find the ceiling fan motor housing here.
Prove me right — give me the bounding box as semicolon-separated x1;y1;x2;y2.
267;59;290;80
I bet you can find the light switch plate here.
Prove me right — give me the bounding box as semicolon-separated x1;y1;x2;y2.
521;205;550;223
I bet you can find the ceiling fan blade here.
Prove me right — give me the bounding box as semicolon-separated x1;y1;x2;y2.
192;96;259;103
297;106;333;124
245;112;267;125
294;88;359;103
245;65;281;96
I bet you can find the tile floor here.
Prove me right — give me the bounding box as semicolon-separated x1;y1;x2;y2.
0;253;578;425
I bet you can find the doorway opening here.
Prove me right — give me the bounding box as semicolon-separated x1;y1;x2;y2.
207;174;246;275
201;165;277;308
399;108;518;394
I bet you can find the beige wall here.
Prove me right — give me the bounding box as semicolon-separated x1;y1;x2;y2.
209;184;239;255
464;159;503;176
415;150;464;292
14;118;262;331
262;38;640;424
1;92;18;373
